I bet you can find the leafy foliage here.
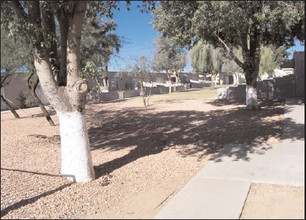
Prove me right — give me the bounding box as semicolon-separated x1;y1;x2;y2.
153;1;304;87
81;16;122;71
259;45;290;77
130;56;151;81
1;26;33;72
151;36;187;72
81;61;107;92
153;1;304;49
189;41;223;75
222;47;243;73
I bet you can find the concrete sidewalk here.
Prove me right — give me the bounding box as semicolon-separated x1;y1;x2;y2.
154;99;304;219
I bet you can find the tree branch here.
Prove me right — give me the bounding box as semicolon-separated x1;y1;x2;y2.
66;1;87;87
11;0;27;19
56;12;69;86
214;33;245;69
27;1;68;112
40;1;60;84
1;74;10;87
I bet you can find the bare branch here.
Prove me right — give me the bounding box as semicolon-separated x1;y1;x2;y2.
1;74;10;86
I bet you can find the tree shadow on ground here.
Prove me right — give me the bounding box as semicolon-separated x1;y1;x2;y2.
0;183;73;218
31;109;57;118
0;168;73;218
27;134;61;144
87;100;304;178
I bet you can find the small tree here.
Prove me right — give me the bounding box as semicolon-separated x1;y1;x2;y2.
130;56;152;108
152;36;186;93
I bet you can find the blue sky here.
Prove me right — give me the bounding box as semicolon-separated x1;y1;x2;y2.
108;1;304;72
108;1;159;71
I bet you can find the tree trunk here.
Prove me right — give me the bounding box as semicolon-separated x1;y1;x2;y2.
28;1;94;182
167;73;172;94
233;72;239;85
57;111;94;182
211;73;215;88
146;82;153;107
244;65;260;110
0;95;20;118
244;14;261;110
245;85;259;109
139;78;147;108
27;73;55;126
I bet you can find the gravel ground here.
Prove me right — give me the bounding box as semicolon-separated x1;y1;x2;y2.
241;183;304;219
1;98;285;219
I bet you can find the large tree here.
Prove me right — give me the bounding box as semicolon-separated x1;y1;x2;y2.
151;35;187;93
189;41;223;87
1;0;154;183
153;1;304;109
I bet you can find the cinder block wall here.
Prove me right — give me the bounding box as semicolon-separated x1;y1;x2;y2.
219;74;299;101
294;52;305;98
1;73;49;110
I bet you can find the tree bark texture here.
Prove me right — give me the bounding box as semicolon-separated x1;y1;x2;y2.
27;72;55;126
26;1;95;182
58;111;95;182
211;73;215;88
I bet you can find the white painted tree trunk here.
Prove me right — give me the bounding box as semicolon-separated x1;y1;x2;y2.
233;72;239;85
246;85;259;110
58;111;95;182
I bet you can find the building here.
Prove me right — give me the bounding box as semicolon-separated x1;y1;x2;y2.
280;58;295;75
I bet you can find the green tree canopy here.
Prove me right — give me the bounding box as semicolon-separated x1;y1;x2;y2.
151;35;187;72
1;26;33;72
81;17;122;71
153;1;304;108
189;41;223;74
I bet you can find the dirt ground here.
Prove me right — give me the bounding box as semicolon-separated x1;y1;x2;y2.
0;97;292;219
241;183;305;219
